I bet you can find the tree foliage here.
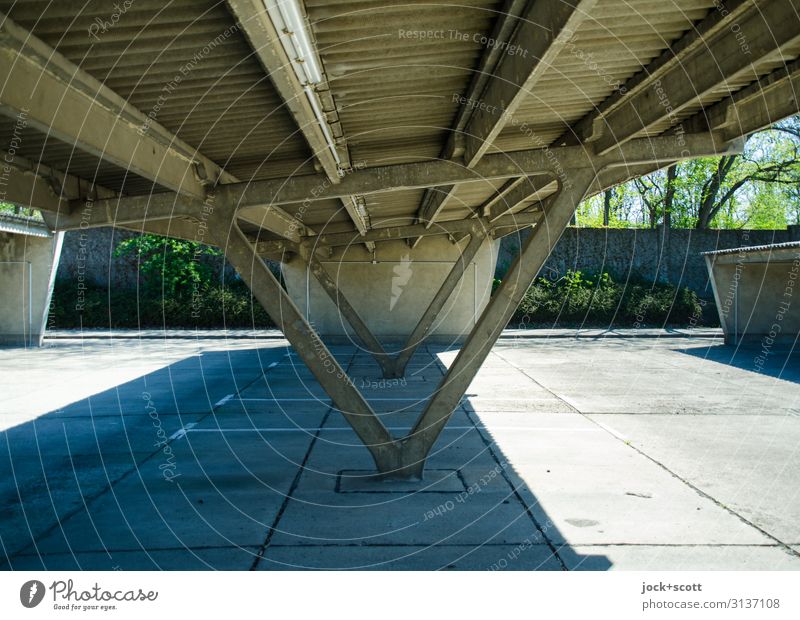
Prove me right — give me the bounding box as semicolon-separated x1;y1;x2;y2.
577;115;800;229
113;234;221;295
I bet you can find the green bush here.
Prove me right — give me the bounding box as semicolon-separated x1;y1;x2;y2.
51;259;707;330
511;270;706;327
50;281;275;329
48;233;278;329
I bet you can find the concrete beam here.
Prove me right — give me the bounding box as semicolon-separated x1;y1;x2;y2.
0;12;235;200
0;150;116;215
295;212;541;249
87;133;735;238
593;0;800;154
0;157;68;215
236;205;314;243
341;195;376;252
416;184;457;228
484;175;557;221
558;0;753;147
490;213;544;240
462;0;599;166
590;163;670;196
226;0;374;246
56;195;205;230
411;0;529;237
117;218;217;247
213;133;732;209
688;59;800;140
56;193;310;247
411;0;530;235
225;0;341;181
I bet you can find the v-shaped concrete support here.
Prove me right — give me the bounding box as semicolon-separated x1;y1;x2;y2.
399;168;598;474
213;168;596;479
299;224;488;379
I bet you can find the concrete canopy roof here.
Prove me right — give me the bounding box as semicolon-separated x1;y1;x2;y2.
1;0;799;248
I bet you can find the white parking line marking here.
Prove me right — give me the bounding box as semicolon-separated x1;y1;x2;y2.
593;420;628;441
213;394;234;407
169;422;197;441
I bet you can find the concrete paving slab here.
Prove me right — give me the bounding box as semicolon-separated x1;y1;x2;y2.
0;337;290;568
27;476;285;554
273;425;544;549
174;430;317;478
1;414;207;457
463;397;576;413
0;339;287;423
587;413;800;543
259;544;564;570
564;545;800;570
203;411;329;431
337;469;466;493
474;412;773;546
0;452;137;559
268;491;541;548
324;407;473;432
8;546;260;570
493;339;800;416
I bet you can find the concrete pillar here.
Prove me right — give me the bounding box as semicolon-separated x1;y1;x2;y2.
282;235;499;344
0;229;63;346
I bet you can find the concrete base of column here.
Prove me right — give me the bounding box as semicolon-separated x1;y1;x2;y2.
282;236;499;343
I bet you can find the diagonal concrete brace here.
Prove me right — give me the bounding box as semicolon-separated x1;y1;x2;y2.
396;168;599;477
300;225;489;380
385;225;488;378
212;170;594;479
298;240;397;378
209;212;412;476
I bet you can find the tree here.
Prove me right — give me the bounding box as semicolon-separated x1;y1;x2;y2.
113;234;221;296
575;114;800;229
694;147;798;229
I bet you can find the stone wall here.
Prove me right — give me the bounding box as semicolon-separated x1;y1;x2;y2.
57;227;139;288
56;227;235;288
498;225;800;298
58;225;800;301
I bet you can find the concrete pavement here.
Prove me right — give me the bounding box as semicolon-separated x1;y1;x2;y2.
0;332;798;570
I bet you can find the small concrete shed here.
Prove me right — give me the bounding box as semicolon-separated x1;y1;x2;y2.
704;241;800;346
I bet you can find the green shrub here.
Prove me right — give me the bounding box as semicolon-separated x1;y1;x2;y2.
510;270;706;327
51;265;708;331
49;233;279;329
50;281;275;329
